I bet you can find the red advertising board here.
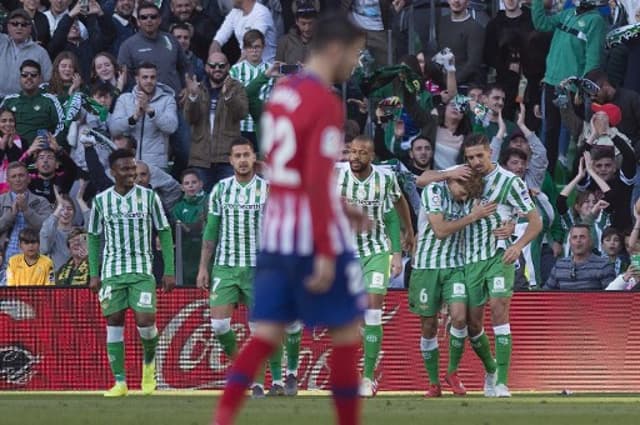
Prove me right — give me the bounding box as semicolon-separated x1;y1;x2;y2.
1;289;639;392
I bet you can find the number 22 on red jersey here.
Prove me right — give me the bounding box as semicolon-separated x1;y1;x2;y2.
259;78;353;257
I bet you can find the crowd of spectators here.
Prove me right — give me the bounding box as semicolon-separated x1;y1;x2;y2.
1;0;640;290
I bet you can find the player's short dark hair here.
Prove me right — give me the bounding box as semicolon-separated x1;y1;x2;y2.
309;12;365;52
243;29;265;47
136;61;157;74
602;226;622;243
591;145;615;161
19;228;40;243
484;83;506;96
20;59;41;73
351;134;374;149
229;137;255;154
463;133;490;149
180;167;202;182
108;148;135;168
499;147;528;167
137;1;160;16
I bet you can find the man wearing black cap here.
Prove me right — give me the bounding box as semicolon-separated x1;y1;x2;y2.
0;9;52;99
275;0;318;65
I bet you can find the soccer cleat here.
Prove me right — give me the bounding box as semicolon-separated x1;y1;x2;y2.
284;373;298;396
104;382;128;397
424;383;442;398
141;362;156;395
267;383;285;396
251;384;265;399
445;372;467;396
484;372;497;397
359;377;378;398
495;383;512;398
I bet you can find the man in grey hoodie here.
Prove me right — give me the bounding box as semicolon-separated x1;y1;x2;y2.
109;62;178;170
0;9;53;98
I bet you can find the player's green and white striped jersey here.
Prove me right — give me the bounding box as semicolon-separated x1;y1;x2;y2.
464;164;535;263
88;185;170;279
229;60;273;132
336;163;402;257
209;175;268;267
413;181;466;269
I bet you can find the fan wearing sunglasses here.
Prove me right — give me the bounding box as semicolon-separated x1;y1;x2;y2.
0;8;53;98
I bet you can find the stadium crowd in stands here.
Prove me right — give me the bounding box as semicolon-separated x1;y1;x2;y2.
1;0;640;294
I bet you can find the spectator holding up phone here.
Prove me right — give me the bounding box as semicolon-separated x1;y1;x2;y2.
229;30;274;150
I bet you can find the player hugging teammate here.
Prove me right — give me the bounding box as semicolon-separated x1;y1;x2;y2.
410;133;542;398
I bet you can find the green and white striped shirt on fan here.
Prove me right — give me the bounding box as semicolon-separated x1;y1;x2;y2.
413;181;467;269
229;60;273;132
464;164;535;264
209;175;268;267
336;163;402;258
88;185;170;280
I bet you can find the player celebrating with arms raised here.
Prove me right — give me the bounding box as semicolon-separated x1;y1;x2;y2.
213;13;368;425
463;134;542;397
337;135;414;396
411;172;496;397
88;149;175;397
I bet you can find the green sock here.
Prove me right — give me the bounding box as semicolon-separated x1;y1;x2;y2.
420;337;439;384
285;330;301;374
363;324;382;380
495;333;512;385
216;329;237;357
107;341;126;382
140;335;158;365
470;331;496;374
269;344;283;383
447;329;466;375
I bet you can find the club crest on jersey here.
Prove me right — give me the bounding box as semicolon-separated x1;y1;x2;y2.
356;188;367;200
120;203;129;214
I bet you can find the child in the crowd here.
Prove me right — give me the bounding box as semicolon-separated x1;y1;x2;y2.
171;168;208;286
601;226;629;275
6;228;54;286
229;29;274;150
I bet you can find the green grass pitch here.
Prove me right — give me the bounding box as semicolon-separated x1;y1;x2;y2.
1;392;639;425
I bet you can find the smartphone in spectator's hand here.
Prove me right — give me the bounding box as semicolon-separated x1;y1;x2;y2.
279;64;301;75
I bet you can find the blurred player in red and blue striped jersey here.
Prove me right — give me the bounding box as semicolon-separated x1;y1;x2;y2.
212;12;368;425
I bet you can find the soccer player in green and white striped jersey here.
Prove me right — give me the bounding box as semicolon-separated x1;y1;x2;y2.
410;172;496;397
337;135;415;397
196;138;301;398
229;29;274;144
463;134;542;398
88;149;176;398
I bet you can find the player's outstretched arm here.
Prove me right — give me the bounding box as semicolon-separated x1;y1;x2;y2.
428;201;497;240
